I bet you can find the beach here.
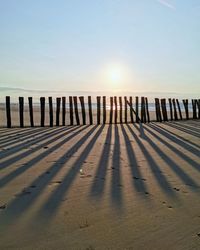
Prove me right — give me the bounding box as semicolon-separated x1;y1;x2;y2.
0;120;200;249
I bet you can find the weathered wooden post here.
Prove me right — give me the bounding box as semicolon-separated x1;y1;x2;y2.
145;97;150;123
6;96;11;128
73;96;80;125
182;99;189;120
48;97;53;127
197;99;200;119
141;97;146;123
124;96;127;123
103;96;106;124
155;98;162;122
40;97;45;127
192;99;197;119
62;97;66;126
161;98;168;121
56;97;61;126
168;98;173;121
114;96;118;124
28;97;34;127
110;97;113;124
129;96;134;123
136;96;139;123
97;96;101;125
79;96;86;125
69;96;74;126
176;99;182;120
88;96;93;125
19;97;24;128
119;97;122;124
172;98;178;120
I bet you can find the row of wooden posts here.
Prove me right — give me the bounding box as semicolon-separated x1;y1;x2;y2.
4;96;200;128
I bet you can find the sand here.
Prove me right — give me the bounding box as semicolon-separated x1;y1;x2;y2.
0;120;200;249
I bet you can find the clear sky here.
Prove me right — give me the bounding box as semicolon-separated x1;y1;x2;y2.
0;0;200;93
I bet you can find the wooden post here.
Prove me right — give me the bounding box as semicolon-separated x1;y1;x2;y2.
69;96;74;126
110;97;113;124
79;96;86;125
48;97;53;127
141;97;146;123
19;97;24;128
145;97;150;123
88;96;93;125
103;96;106;124
176;99;182;120
136;96;139;123
183;99;189;120
168;98;173;121
172;98;178;121
40;97;45;127
73;96;80;125
28;97;34;127
129;96;134;123
62;97;66;126
124;96;127;123
97;96;101;125
155;98;162;122
6;96;11;128
119;97;122;124
192;99;197;119
161;98;168;121
114;96;118;124
197;99;200;119
56;97;61;126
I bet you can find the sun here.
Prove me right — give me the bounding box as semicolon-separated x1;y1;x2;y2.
100;62;132;91
110;68;122;84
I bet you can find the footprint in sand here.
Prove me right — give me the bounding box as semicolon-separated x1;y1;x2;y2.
0;204;6;209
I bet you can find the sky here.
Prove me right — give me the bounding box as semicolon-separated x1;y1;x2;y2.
0;0;200;94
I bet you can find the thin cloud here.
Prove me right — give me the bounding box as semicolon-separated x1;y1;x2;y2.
157;0;176;10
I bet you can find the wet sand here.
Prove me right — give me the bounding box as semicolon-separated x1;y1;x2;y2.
0;120;200;249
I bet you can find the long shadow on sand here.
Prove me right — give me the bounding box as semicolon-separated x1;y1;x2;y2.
1;122;200;230
0;125;100;227
0;126;89;187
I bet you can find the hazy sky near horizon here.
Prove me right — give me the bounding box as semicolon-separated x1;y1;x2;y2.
0;0;200;93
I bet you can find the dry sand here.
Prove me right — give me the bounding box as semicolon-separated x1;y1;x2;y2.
0;120;200;250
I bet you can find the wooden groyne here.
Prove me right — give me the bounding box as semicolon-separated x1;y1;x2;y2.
3;96;200;128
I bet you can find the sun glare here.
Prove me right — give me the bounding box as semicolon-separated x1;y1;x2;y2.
110;68;121;83
100;62;132;91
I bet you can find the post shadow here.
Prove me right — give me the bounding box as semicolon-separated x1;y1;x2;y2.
0;125;99;227
126;124;177;197
143;125;200;172
90;125;112;198
0;126;88;187
36;125;105;219
0;127;57;157
165;122;200;138
0;126;77;170
0;127;48;145
152;123;200;151
120;124;148;195
111;125;123;208
132;125;198;189
149;123;200;157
